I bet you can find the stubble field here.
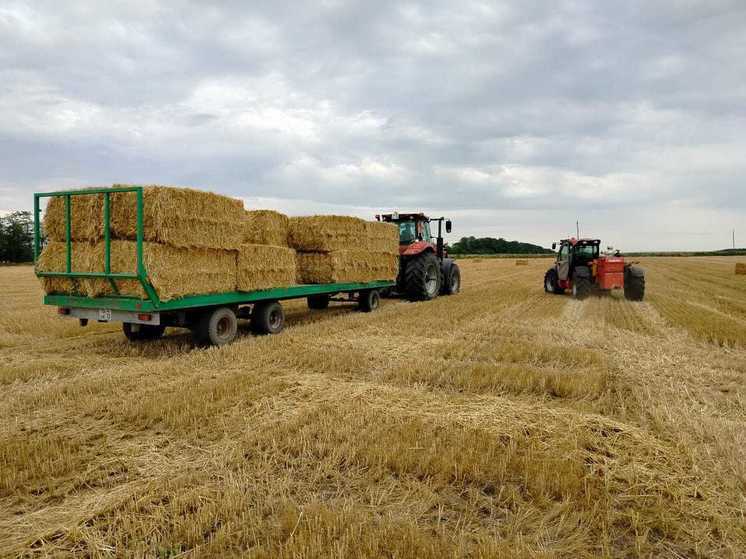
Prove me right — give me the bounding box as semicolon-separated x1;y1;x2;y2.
1;257;745;558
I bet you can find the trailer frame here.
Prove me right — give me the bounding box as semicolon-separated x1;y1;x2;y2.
33;186;395;344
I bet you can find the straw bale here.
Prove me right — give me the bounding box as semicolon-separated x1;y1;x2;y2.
242;210;289;246
84;241;237;302
736;263;746;275
109;185;245;250
297;250;399;284
43;191;104;242
35;242;93;295
515;260;528;266
237;244;297;291
289;216;398;254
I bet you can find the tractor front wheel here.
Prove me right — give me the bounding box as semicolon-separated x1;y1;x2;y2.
572;276;592;300
442;263;461;295
404;252;441;301
624;267;646;301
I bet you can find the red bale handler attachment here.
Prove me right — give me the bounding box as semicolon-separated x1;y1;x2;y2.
544;238;645;301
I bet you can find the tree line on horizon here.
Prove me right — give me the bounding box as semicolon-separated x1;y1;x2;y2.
1;211;34;263
448;236;552;255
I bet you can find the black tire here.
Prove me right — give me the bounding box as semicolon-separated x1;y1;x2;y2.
624;268;646;301
404;252;441;301
441;264;461;295
359;289;380;312
572;276;592;300
194;306;238;346
123;322;165;342
307;294;330;309
544;269;563;294
251;301;285;335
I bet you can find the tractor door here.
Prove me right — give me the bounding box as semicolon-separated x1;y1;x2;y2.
557;242;571;281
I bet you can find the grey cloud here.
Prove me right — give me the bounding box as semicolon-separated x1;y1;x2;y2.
1;0;745;250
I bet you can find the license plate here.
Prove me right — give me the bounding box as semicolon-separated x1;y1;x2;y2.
98;308;112;322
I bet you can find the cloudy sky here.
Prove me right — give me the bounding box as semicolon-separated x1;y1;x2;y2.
1;1;744;250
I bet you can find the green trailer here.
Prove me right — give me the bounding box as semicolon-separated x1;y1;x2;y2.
33;186;394;346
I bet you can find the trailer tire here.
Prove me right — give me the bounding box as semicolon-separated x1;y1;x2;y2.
359;289;380;312
123;323;165;342
251;301;285;335
307;294;330;309
195;307;238;346
405;252;441;301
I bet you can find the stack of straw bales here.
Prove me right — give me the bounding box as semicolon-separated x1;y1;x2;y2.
736;263;746;276
236;210;297;292
38;185;243;301
290;216;399;283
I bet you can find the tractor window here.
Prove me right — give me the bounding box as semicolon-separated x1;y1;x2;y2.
559;244;570;261
421;221;432;241
574;245;599;260
399;222;416;243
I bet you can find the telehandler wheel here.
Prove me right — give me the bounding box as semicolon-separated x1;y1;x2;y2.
359;289;380;312
123;323;165;342
307;294;330;309
251;301;285;335
442;264;461;295
405;252;441;301
624;268;646;301
544;269;563;294
572;276;592;300
194;306;238;346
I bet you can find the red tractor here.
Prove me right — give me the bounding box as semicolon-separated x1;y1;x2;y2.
544;238;645;301
376;212;461;300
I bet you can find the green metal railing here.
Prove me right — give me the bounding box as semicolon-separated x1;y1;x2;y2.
33;186;161;306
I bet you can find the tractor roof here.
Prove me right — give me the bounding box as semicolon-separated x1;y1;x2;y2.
562;237;601;246
378;213;428;221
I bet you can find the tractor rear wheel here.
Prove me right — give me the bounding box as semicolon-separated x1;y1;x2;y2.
572;276;592;300
624;267;645;301
442;263;461;295
404;252;441;301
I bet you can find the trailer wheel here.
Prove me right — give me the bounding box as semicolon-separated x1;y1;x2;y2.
195;307;238;346
251;301;285;335
123;323;165;342
307;294;330;309
359;289;380;312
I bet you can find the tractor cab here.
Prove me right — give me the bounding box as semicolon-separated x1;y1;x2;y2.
375;212;460;300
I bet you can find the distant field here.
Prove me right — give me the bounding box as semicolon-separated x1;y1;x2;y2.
1;258;745;557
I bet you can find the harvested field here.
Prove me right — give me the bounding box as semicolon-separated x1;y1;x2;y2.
36;240;236;301
2;257;745;557
736;262;746;275
242;210;289;247
289;215;398;253
297;250;399;283
237;244;296;291
43;185;245;250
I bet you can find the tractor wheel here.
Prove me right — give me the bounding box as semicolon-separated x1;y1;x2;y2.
544;269;563;294
404;252;441;301
572;276;592;300
442;264;461;295
307;294;330;309
123;323;165;342
624;267;645;301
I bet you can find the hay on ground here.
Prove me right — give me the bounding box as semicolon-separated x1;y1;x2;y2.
43;185;245;250
297;250;399;284
289;216;398;253
515;260;528;266
242;210;289;246
736;263;746;275
237;244;297;291
35;242;93;295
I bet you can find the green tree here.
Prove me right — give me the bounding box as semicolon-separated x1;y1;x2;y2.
0;211;34;263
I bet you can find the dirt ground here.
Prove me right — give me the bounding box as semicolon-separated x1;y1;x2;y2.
1;257;744;558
